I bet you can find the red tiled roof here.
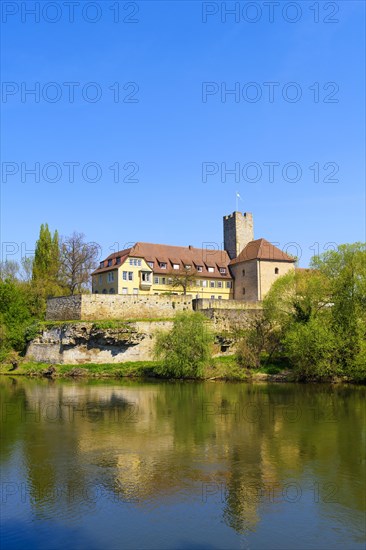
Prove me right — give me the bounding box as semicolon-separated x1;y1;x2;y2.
91;249;131;275
92;242;232;279
230;238;295;264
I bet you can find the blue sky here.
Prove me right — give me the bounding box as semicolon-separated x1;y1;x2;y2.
1;0;365;266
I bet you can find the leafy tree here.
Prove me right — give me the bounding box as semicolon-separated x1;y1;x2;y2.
168;267;198;295
0;261;20;281
0;279;34;360
258;243;366;381
60;232;99;294
32;224;62;294
154;312;213;378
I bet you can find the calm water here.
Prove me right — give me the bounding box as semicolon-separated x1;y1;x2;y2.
0;377;365;550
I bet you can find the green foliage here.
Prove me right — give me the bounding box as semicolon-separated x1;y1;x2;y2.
259;243;366;381
154;312;213;378
0;280;35;359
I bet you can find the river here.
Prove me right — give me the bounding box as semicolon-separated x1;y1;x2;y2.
0;377;365;549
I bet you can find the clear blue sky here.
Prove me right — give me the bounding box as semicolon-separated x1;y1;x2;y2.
1;0;365;267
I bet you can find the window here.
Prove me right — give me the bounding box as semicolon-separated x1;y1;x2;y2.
142;272;151;282
99;275;102;284
275;267;279;274
129;259;133;265
217;281;223;288
107;272;114;283
184;264;191;270
108;259;112;267
161;277;166;284
208;267;214;273
123;271;127;280
159;262;167;269
210;281;215;288
138;259;141;266
100;261;104;268
148;261;154;268
154;276;159;284
168;278;172;284
218;296;222;300
196;280;201;287
242;269;245;276
242;287;246;295
220;268;226;274
202;280;207;287
226;281;232;288
173;264;179;270
133;288;138;295
211;295;215;300
116;257;121;264
128;272;133;281
122;287;128;294
197;266;203;272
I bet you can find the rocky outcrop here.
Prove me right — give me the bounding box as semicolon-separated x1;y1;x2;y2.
26;322;172;364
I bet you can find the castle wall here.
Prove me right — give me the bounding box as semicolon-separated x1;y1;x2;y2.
229;259;259;301
258;260;295;300
46;294;194;321
223;212;254;259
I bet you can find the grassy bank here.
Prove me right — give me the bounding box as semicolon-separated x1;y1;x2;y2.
0;356;296;382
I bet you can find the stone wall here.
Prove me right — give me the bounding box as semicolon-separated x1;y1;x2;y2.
193;298;262;311
200;307;261;332
46;295;83;321
46;294;193;321
27;321;173;364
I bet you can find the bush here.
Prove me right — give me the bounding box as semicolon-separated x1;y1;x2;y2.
154;312;213;378
236;338;260;369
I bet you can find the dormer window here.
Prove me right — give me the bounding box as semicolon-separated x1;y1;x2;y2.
219;267;226;274
108;259;112;267
208;267;214;273
184;265;191;270
116;257;121;264
100;261;104;268
197;266;203;272
173;264;180;270
159;262;167;269
147;261;154;268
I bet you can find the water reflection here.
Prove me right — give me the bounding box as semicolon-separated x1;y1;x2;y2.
1;377;365;549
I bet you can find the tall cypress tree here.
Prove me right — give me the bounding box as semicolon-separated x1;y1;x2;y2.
32;223;62;298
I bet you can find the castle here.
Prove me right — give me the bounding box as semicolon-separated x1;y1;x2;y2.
91;212;295;302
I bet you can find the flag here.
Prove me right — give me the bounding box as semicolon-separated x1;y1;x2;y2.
236;192;241;199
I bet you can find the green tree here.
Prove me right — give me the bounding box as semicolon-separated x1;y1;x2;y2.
32;224;62;293
0;279;34;359
154;312;213;378
260;243;366;381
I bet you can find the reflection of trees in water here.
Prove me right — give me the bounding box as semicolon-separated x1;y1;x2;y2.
0;378;365;533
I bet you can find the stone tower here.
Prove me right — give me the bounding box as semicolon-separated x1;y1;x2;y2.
223;211;254;259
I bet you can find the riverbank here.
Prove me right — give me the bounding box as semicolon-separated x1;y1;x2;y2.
0;357;356;383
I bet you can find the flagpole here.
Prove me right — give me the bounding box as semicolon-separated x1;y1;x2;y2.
236;191;238;212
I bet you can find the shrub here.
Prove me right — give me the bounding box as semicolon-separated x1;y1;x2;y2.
154;312;213;378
